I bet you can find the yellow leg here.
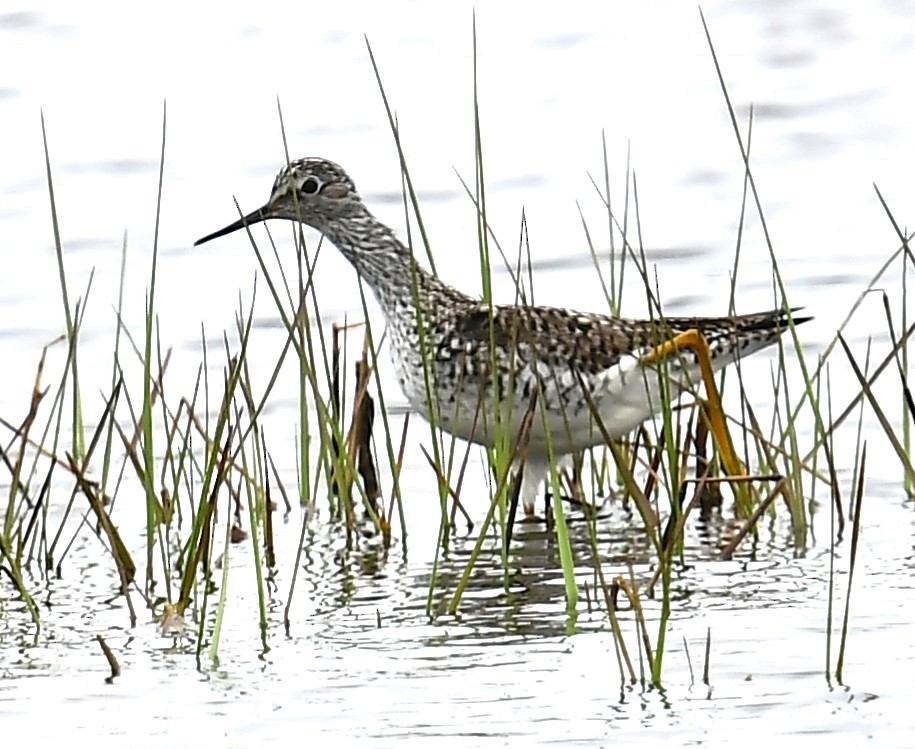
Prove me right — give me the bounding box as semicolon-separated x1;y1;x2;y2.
641;329;745;479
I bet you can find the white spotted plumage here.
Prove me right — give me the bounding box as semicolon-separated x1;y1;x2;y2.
196;157;809;516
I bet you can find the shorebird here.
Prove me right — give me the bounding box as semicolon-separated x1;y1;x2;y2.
195;157;808;519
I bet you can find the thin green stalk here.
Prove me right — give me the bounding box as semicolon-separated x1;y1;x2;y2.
836;442;866;683
141;102;167;595
101;233;129;498
838;334;915;485
237;403;269;651
41;112;85;465
207;490;234;662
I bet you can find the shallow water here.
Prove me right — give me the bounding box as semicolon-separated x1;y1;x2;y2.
2;1;915;745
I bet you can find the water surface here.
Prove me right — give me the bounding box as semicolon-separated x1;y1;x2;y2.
2;2;915;746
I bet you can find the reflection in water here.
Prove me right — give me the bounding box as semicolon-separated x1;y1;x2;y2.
296;491;811;653
0;444;909;744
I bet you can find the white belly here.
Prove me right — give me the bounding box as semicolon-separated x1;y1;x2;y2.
397;349;706;460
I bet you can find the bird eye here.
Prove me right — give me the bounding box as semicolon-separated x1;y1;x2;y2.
301;178;319;194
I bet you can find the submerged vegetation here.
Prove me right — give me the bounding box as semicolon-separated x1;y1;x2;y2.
1;17;913;688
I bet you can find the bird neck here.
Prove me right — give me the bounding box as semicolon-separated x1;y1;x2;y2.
321;205;473;318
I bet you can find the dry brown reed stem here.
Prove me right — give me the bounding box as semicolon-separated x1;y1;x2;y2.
2;340;61;488
344;343;379;514
377;412;410;546
418;445;474;530
10;339;54;475
68;454;137;625
583;527;637;682
262;437;276;568
95;635;120;683
612;573;654;668
718;476;790;560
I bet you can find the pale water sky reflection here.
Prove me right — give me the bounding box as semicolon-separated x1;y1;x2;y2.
2;1;915;746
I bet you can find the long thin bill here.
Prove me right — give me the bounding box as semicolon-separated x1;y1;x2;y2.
194;206;271;246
